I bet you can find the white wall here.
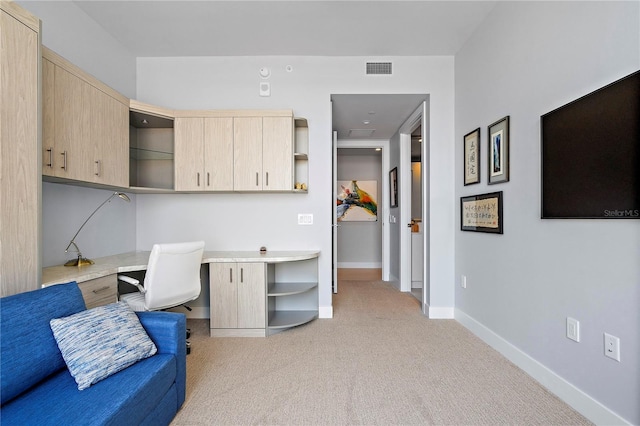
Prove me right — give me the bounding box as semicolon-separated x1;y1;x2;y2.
42;183;136;267
455;2;639;424
337;150;383;268
17;1;136;98
16;1;139;267
136;55;455;317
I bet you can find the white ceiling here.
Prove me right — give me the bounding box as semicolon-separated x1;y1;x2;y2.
69;0;497;139
72;1;497;57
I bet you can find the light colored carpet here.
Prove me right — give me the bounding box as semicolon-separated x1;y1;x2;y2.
173;278;591;425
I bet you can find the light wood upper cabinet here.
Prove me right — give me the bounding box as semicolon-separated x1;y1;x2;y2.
175;117;234;191
0;1;40;296
262;116;293;191
43;62;90;181
41;48;128;188
233;115;293;191
233;117;263;191
95;92;128;188
174;117;204;191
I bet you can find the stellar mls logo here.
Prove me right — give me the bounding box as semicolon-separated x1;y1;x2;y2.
603;209;640;217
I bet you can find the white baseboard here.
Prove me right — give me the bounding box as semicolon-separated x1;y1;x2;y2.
337;262;381;269
319;306;333;319
426;305;454;319
455;308;629;426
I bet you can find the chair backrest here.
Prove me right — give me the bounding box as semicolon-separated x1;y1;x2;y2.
143;241;205;311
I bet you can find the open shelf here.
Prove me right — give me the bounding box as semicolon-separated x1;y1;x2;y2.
268;281;318;297
268;310;318;329
130;147;173;161
294;118;309;192
266;256;319;335
129;107;174;190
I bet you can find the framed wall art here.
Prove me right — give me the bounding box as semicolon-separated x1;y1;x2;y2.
460;191;503;234
389;167;398;208
464;128;481;185
337;180;378;222
488;116;510;184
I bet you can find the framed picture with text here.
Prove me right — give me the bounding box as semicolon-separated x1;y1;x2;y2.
488;116;510;184
464;128;481;185
460;191;503;234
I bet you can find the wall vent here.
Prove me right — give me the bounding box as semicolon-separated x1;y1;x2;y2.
366;62;392;75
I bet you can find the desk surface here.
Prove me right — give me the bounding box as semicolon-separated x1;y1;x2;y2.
43;250;320;287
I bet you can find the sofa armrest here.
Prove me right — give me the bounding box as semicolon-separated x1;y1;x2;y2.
136;311;187;409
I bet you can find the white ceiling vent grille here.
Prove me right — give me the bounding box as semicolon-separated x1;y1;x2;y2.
366;62;392;75
348;129;376;138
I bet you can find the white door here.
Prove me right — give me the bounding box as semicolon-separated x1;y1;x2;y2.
332;130;338;293
398;102;428;315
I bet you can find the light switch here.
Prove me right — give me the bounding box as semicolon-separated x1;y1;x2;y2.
298;214;313;225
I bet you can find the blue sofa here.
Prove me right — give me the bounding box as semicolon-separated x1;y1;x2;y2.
0;282;187;425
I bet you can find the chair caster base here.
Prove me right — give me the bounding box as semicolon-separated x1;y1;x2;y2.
186;341;191;355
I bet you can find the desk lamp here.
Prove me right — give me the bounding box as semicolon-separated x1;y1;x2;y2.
64;191;131;266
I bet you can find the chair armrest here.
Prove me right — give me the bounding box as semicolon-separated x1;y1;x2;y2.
136;311;187;408
118;274;146;294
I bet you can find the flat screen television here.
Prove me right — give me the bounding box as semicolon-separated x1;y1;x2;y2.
541;70;640;219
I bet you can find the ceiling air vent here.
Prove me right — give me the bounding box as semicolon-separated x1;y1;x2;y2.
366;62;392;75
348;129;376;138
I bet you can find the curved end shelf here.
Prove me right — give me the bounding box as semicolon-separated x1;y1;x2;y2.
268;310;318;329
268;282;318;297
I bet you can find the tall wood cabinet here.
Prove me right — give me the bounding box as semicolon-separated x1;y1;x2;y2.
42;48;128;188
0;1;41;296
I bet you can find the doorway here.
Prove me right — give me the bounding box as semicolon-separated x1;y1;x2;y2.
331;94;429;312
335;147;384;283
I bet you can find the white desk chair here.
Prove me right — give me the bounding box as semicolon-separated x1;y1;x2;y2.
119;241;205;312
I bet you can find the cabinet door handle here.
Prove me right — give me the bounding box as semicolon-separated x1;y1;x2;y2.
94;160;101;176
266;172;269;187
256;172;259;187
207;172;210;187
61;151;67;171
240;268;244;283
46;148;53;168
229;268;233;283
197;172;200;187
92;286;110;294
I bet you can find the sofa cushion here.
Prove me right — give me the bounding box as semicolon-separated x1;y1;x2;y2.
50;302;157;390
1;282;86;405
0;353;176;425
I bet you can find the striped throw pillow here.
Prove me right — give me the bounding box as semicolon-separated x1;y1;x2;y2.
50;302;157;390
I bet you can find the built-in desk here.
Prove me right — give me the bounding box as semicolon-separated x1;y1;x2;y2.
42;250;320;336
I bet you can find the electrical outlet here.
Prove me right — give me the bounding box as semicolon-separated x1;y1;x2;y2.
461;275;467;289
604;333;620;362
566;317;580;342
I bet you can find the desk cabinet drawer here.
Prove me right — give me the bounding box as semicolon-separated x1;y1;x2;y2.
79;275;117;309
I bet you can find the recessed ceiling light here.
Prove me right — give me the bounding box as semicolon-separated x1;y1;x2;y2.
363;120;371;125
375;148;381;151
